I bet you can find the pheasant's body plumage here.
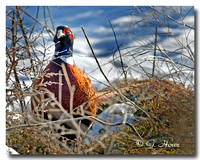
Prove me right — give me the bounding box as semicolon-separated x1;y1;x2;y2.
31;26;96;140
41;58;96;117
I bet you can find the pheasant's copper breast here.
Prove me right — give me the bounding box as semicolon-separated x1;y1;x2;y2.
33;58;96;117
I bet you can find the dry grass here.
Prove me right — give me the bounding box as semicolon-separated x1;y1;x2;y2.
89;79;195;155
6;79;195;155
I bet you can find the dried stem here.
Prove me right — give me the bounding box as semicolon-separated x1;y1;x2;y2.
109;20;127;82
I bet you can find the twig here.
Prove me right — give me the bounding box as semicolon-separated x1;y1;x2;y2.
109;20;127;82
16;6;35;74
149;6;194;30
152;26;157;77
19;7;55;36
146;8;194;63
47;6;55;31
10;10;24;112
81;26;111;85
6;116;143;141
61;63;76;114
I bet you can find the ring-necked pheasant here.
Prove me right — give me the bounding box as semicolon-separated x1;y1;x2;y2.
31;25;96;140
31;25;140;141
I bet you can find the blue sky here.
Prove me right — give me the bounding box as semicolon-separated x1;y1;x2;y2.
23;6;137;57
19;6;194;57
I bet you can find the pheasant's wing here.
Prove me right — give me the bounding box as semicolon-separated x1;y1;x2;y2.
68;64;96;116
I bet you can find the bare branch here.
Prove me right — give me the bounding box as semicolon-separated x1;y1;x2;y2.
109;20;127;82
6;116;143;141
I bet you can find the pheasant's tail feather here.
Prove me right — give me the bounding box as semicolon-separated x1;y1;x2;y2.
95;91;117;102
95;83;146;102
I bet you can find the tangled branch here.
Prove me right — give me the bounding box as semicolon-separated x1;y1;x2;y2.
6;116;143;141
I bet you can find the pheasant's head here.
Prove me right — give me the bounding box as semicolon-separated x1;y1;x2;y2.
54;25;75;53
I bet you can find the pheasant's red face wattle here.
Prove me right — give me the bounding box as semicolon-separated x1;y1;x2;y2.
63;27;73;40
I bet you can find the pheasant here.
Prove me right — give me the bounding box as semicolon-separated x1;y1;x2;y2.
31;25;96;140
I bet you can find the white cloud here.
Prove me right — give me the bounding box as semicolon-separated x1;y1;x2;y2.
183;15;194;27
91;26;112;34
111;15;140;26
66;10;103;22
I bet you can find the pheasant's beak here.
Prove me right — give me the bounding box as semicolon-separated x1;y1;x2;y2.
57;29;65;39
